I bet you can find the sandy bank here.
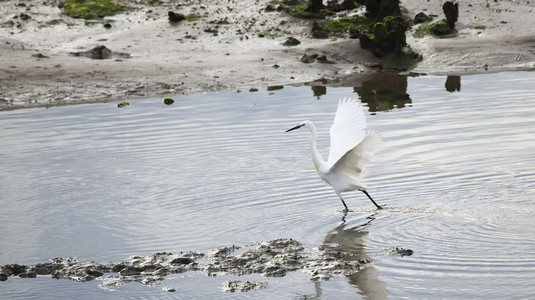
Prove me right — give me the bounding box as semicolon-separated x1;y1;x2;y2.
1;0;534;110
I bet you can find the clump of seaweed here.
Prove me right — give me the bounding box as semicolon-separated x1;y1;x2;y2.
62;0;128;20
412;1;459;38
413;20;451;38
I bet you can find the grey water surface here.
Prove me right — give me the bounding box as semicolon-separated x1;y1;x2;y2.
1;71;534;299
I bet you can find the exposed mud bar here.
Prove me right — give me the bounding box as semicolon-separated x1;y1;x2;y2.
0;238;378;292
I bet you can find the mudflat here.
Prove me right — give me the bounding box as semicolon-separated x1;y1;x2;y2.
1;0;534;110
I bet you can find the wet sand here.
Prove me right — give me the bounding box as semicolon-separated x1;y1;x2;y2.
1;0;534;110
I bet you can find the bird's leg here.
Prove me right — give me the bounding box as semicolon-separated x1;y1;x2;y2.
341;210;348;223
340;197;349;211
361;190;382;209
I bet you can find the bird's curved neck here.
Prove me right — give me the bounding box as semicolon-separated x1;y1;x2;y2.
307;123;324;171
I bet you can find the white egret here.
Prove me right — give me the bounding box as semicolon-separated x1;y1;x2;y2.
286;98;383;210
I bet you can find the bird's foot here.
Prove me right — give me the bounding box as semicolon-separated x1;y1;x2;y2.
375;204;388;210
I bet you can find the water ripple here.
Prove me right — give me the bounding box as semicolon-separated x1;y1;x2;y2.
1;72;535;298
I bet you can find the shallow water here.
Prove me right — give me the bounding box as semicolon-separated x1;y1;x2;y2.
1;71;535;299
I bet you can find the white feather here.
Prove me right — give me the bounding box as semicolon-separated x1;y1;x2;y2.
327;98;367;166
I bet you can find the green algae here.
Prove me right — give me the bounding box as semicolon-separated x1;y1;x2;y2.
184;13;202;22
324;16;370;33
63;0;127;20
413;20;451;38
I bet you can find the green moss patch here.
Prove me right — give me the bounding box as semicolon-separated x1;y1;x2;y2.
413;20;451;38
324;16;370;33
360;16;407;54
258;31;283;39
63;0;127;20
184;13;202;22
310;16;370;39
117;101;130;108
289;4;333;18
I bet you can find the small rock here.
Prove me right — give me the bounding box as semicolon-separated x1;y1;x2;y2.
0;274;8;281
414;12;432;24
117;101;130;108
163;287;176;292
71;45;112;59
163;98;174;105
300;53;317;63
282;37;301;46
316;54;335;64
387;247;414;257
18;13;31;21
168;11;185;23
301;53;334;64
31;53;49;59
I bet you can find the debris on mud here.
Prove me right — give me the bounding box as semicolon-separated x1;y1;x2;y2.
163;97;174;105
62;0;128;20
1;238;372;291
414;12;432;24
70;45;130;60
162;286;176;292
117;101;130;108
301;53;335;64
167;11;185;23
282;36;301;46
386;247;414;257
222;280;269;292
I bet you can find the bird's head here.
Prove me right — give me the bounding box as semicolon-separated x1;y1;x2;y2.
285;121;311;133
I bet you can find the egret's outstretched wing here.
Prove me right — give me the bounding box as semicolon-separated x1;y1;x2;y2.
330;130;383;180
327;98;367;166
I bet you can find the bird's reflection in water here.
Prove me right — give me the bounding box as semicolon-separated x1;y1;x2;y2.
305;212;388;300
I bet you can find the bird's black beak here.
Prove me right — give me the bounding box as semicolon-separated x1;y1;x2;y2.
285;124;304;133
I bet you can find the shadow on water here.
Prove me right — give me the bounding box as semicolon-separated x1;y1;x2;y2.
351;73;412;112
445;75;461;92
305;212;388;299
272;71;465;112
284;71;414;112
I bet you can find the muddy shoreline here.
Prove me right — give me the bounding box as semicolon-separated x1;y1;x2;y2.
1;0;534;111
